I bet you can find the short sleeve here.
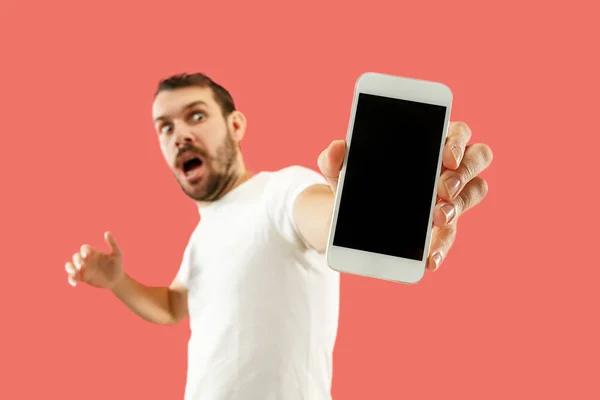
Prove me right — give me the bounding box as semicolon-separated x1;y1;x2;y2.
174;241;193;289
266;165;328;248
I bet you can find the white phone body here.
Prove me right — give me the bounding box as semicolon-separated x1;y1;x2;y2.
326;72;453;284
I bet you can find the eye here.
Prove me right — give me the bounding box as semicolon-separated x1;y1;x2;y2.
190;111;205;122
160;124;173;135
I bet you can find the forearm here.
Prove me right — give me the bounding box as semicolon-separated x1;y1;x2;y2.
293;184;335;253
110;274;186;325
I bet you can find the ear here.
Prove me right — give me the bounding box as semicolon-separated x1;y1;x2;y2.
227;110;247;143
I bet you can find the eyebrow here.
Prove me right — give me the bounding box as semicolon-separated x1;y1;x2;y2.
154;100;208;122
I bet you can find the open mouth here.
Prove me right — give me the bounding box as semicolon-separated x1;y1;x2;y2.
180;155;204;177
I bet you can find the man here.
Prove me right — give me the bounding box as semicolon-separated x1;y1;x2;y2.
64;73;493;399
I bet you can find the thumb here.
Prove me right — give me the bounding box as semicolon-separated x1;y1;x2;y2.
104;231;121;257
318;140;346;193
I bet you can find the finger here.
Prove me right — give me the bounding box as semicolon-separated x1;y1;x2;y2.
432;177;489;227
442;122;472;170
426;224;457;271
450;176;489;220
70;253;85;282
65;262;78;287
104;231;121;257
80;244;93;260
318;140;346;192
65;261;77;276
438;143;493;201
72;253;84;271
432;201;457;227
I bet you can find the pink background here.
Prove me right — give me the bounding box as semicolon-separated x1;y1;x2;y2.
1;0;598;398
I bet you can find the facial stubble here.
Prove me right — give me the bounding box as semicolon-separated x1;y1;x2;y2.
177;130;239;202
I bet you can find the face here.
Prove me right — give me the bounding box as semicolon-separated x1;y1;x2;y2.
152;86;246;202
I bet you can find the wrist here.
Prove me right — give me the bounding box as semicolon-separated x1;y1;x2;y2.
109;270;128;293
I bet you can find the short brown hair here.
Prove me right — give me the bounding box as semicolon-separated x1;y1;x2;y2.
155;73;236;117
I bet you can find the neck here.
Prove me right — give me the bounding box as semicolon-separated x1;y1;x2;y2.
196;166;253;209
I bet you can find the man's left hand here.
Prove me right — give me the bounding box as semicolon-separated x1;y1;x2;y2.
317;121;493;272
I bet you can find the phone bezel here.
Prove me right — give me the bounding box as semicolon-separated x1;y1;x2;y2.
325;72;453;284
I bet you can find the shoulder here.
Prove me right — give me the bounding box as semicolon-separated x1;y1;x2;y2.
263;165;328;211
262;165;328;244
173;222;201;289
265;165;327;192
268;164;325;178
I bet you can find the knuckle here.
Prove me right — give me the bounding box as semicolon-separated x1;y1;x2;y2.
457;121;470;132
318;150;327;168
478;144;494;165
440;226;457;252
469;177;488;200
459;177;487;213
454;189;468;214
318;148;326;161
478;177;489;198
453;121;471;137
459;159;477;182
459;143;492;181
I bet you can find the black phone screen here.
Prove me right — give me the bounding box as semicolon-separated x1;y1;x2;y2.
333;93;448;261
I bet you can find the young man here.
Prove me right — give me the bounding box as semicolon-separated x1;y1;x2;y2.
64;73;493;400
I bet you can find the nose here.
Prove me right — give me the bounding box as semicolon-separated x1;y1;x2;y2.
173;124;195;148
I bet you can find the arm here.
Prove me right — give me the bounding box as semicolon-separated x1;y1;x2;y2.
66;231;190;325
289;139;346;253
292;183;335;253
109;274;188;325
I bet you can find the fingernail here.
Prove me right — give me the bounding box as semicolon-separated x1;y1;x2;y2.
431;252;443;270
451;146;462;164
440;203;456;224
445;177;460;198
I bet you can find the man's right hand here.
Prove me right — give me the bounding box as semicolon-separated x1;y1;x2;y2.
65;231;124;289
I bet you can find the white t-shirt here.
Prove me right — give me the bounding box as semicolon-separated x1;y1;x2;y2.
175;165;341;400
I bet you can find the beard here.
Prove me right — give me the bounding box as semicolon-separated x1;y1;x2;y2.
175;131;239;202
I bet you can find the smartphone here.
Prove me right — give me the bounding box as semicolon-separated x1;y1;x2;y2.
326;72;453;284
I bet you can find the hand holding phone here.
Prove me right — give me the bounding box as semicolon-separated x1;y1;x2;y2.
325;72;453;284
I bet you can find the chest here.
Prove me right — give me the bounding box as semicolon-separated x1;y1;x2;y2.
185;201;290;301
